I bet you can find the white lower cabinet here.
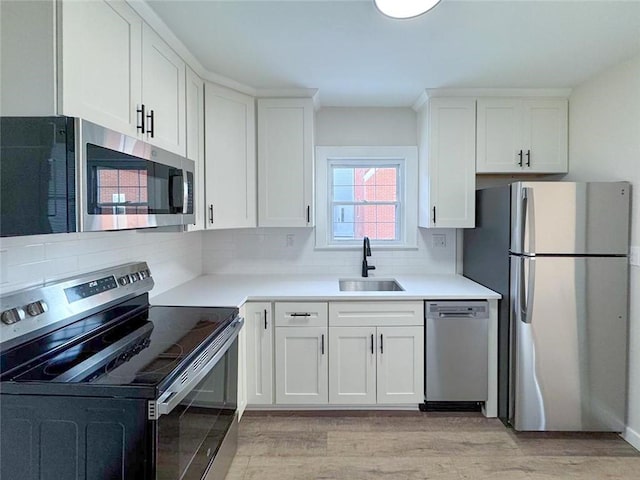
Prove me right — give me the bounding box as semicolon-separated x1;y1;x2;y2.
329;325;423;405
274;302;328;405
244;302;273;405
329;326;377;404
243;300;423;408
275;326;328;404
376;326;424;404
328;302;424;406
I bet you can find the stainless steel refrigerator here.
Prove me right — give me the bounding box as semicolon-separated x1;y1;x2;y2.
464;181;630;431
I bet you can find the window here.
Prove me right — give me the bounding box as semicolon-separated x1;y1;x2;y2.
316;146;418;249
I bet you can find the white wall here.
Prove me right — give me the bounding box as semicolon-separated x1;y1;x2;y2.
315;107;417;146
202;107;457;277
563;54;640;449
0;230;203;298
202;226;455;276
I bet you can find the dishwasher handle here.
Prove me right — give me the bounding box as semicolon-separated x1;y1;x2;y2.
426;301;489;320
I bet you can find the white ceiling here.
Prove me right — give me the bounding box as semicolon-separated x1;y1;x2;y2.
146;0;640;106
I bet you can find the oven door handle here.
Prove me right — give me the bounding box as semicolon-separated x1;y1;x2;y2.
154;316;244;419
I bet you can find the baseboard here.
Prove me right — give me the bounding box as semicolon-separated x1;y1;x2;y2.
623;425;640;452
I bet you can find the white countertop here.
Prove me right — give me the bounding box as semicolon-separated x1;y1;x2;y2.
150;274;500;308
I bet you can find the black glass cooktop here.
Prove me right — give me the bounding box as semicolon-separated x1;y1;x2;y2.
1;295;238;388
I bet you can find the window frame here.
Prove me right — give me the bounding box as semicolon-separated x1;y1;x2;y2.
315;146;418;250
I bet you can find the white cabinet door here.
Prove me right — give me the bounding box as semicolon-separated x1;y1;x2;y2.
477;98;568;174
244;303;273;405
204;83;257;229
275;326;328;404
522;99;568;173
329;326;377;405
476;98;523;173
186;67;205;232
418;97;476;228
376;326;424;404
257;98;314;227
141;23;186;155
61;0;142;137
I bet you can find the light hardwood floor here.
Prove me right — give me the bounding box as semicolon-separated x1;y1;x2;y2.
225;411;640;480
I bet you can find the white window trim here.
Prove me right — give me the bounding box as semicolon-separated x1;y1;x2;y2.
315;146;418;250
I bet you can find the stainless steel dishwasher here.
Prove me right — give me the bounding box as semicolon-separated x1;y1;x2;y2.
424;301;489;408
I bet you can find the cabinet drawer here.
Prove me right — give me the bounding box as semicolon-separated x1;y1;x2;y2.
275;302;328;327
329;302;423;327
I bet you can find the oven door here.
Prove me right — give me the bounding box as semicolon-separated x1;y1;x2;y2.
155;319;241;480
79;119;194;232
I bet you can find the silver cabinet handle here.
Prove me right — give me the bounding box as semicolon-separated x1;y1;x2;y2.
208;204;214;224
290;313;311;317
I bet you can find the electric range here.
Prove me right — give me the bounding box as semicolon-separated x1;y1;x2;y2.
0;262;243;480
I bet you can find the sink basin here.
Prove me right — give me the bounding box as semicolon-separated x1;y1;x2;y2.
338;279;404;292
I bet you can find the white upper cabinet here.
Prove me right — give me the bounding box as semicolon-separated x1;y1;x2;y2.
417;97;476;229
205;83;257;229
257;98;315;227
477;98;568;173
60;2;186;156
141;23;187;156
60;0;142;137
186;67;205;232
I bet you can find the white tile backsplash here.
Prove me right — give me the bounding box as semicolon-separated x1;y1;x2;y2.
202;227;457;276
0;230;203;296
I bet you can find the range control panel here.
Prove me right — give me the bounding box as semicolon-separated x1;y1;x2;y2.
0;262;153;349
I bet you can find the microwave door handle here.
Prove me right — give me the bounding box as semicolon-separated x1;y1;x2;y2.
168;170;184;213
183;170;189;215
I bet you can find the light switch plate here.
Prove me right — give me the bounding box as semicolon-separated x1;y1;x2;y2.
630;246;640;267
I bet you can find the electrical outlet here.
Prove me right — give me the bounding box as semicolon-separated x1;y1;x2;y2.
432;234;446;248
630;246;640;267
286;234;295;247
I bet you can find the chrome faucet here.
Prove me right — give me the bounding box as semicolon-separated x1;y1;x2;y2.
362;236;376;277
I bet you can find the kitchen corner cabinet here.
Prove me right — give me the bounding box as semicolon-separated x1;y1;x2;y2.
274;303;328;404
244;303;273;405
205;83;257;229
257;98;315;227
476;98;568;173
60;1;186;156
417;97;476;228
328;302;424;405
186;67;205;232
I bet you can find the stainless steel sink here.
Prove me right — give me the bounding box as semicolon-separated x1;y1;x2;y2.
338;279;404;292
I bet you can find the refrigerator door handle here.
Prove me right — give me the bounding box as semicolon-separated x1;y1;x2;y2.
520;187;536;255
520;256;536;324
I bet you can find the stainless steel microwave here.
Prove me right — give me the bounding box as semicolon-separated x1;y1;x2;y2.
0;117;194;237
